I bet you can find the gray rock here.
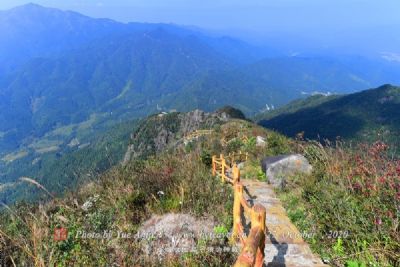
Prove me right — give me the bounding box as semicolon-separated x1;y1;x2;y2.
260;154;312;189
137;213;215;259
122;144;135;165
256;136;266;147
237;162;245;170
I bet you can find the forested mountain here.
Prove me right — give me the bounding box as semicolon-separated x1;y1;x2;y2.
0;3;125;72
1;4;400;205
258;84;400;147
0;3;399;266
0;3;270;73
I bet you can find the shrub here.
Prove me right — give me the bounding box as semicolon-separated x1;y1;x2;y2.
226;139;243;154
278;141;400;266
200;150;212;167
0;149;233;266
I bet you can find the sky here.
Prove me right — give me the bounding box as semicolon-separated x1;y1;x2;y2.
1;0;399;53
1;1;399;31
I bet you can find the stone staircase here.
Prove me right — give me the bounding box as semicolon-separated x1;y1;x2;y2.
241;179;327;267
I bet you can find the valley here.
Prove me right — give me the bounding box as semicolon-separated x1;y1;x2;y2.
0;2;399;266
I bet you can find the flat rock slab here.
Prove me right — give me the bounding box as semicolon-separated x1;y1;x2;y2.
241;179;327;267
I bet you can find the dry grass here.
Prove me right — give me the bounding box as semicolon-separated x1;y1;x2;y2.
0;145;234;266
280;140;400;267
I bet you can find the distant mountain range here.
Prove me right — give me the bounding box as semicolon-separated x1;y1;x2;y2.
1;4;400;202
257;84;400;148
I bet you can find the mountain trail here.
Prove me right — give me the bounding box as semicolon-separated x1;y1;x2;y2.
241;179;327;267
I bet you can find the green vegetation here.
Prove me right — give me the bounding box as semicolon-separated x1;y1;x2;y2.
0;122;240;266
258;85;400;150
1;107;399;266
278;140;399;266
253;94;338;121
0;120;138;204
3;5;400;216
0;109;293;266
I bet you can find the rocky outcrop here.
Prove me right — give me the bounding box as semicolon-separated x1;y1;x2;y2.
137;213;215;259
261;154;312;189
123;107;245;162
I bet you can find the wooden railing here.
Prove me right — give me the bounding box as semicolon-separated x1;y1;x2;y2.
221;135;249;147
184;129;213;141
212;153;266;267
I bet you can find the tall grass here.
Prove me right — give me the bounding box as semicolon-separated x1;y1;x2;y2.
0;147;234;266
280;140;400;266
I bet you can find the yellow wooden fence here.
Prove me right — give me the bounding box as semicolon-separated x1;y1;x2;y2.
184;130;213;142
212;152;266;267
221;135;249;147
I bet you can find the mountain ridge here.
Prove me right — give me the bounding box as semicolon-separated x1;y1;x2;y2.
258;84;400;147
2;3;400;202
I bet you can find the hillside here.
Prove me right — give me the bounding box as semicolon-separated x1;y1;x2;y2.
1;2;400;266
253;94;339;121
243;56;400;104
2;4;400;160
0;107;288;265
0;120;138;204
0;4;287;160
258;84;400;147
245;57;371;94
0;108;398;266
0;107;246;204
0;3;126;73
2;4;400;208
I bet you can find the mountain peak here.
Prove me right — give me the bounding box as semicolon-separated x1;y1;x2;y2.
4;2;67;18
6;3;86;18
377;83;396;91
10;2;46;11
20;2;42;7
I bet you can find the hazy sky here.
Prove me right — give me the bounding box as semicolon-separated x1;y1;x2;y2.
1;1;399;52
1;1;399;31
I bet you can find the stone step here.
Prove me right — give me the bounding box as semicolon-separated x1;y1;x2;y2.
241;179;327;267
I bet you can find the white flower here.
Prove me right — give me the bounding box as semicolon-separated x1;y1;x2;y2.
81;200;93;211
81;195;100;211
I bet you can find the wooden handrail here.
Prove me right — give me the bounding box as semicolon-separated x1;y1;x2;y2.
184;129;213;141
221;135;249;147
211;152;266;267
234;204;265;267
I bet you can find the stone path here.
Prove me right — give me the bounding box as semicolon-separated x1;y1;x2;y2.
241;179;327;267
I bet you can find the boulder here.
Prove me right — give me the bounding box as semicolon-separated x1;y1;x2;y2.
137;213;215;259
260;154;312;189
256;136;266;147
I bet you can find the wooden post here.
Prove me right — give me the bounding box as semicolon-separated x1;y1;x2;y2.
212;155;216;176
221;154;226;183
221;159;226;182
232;182;243;241
251;204;266;232
252;204;266;267
234;204;266;267
233;163;240;183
